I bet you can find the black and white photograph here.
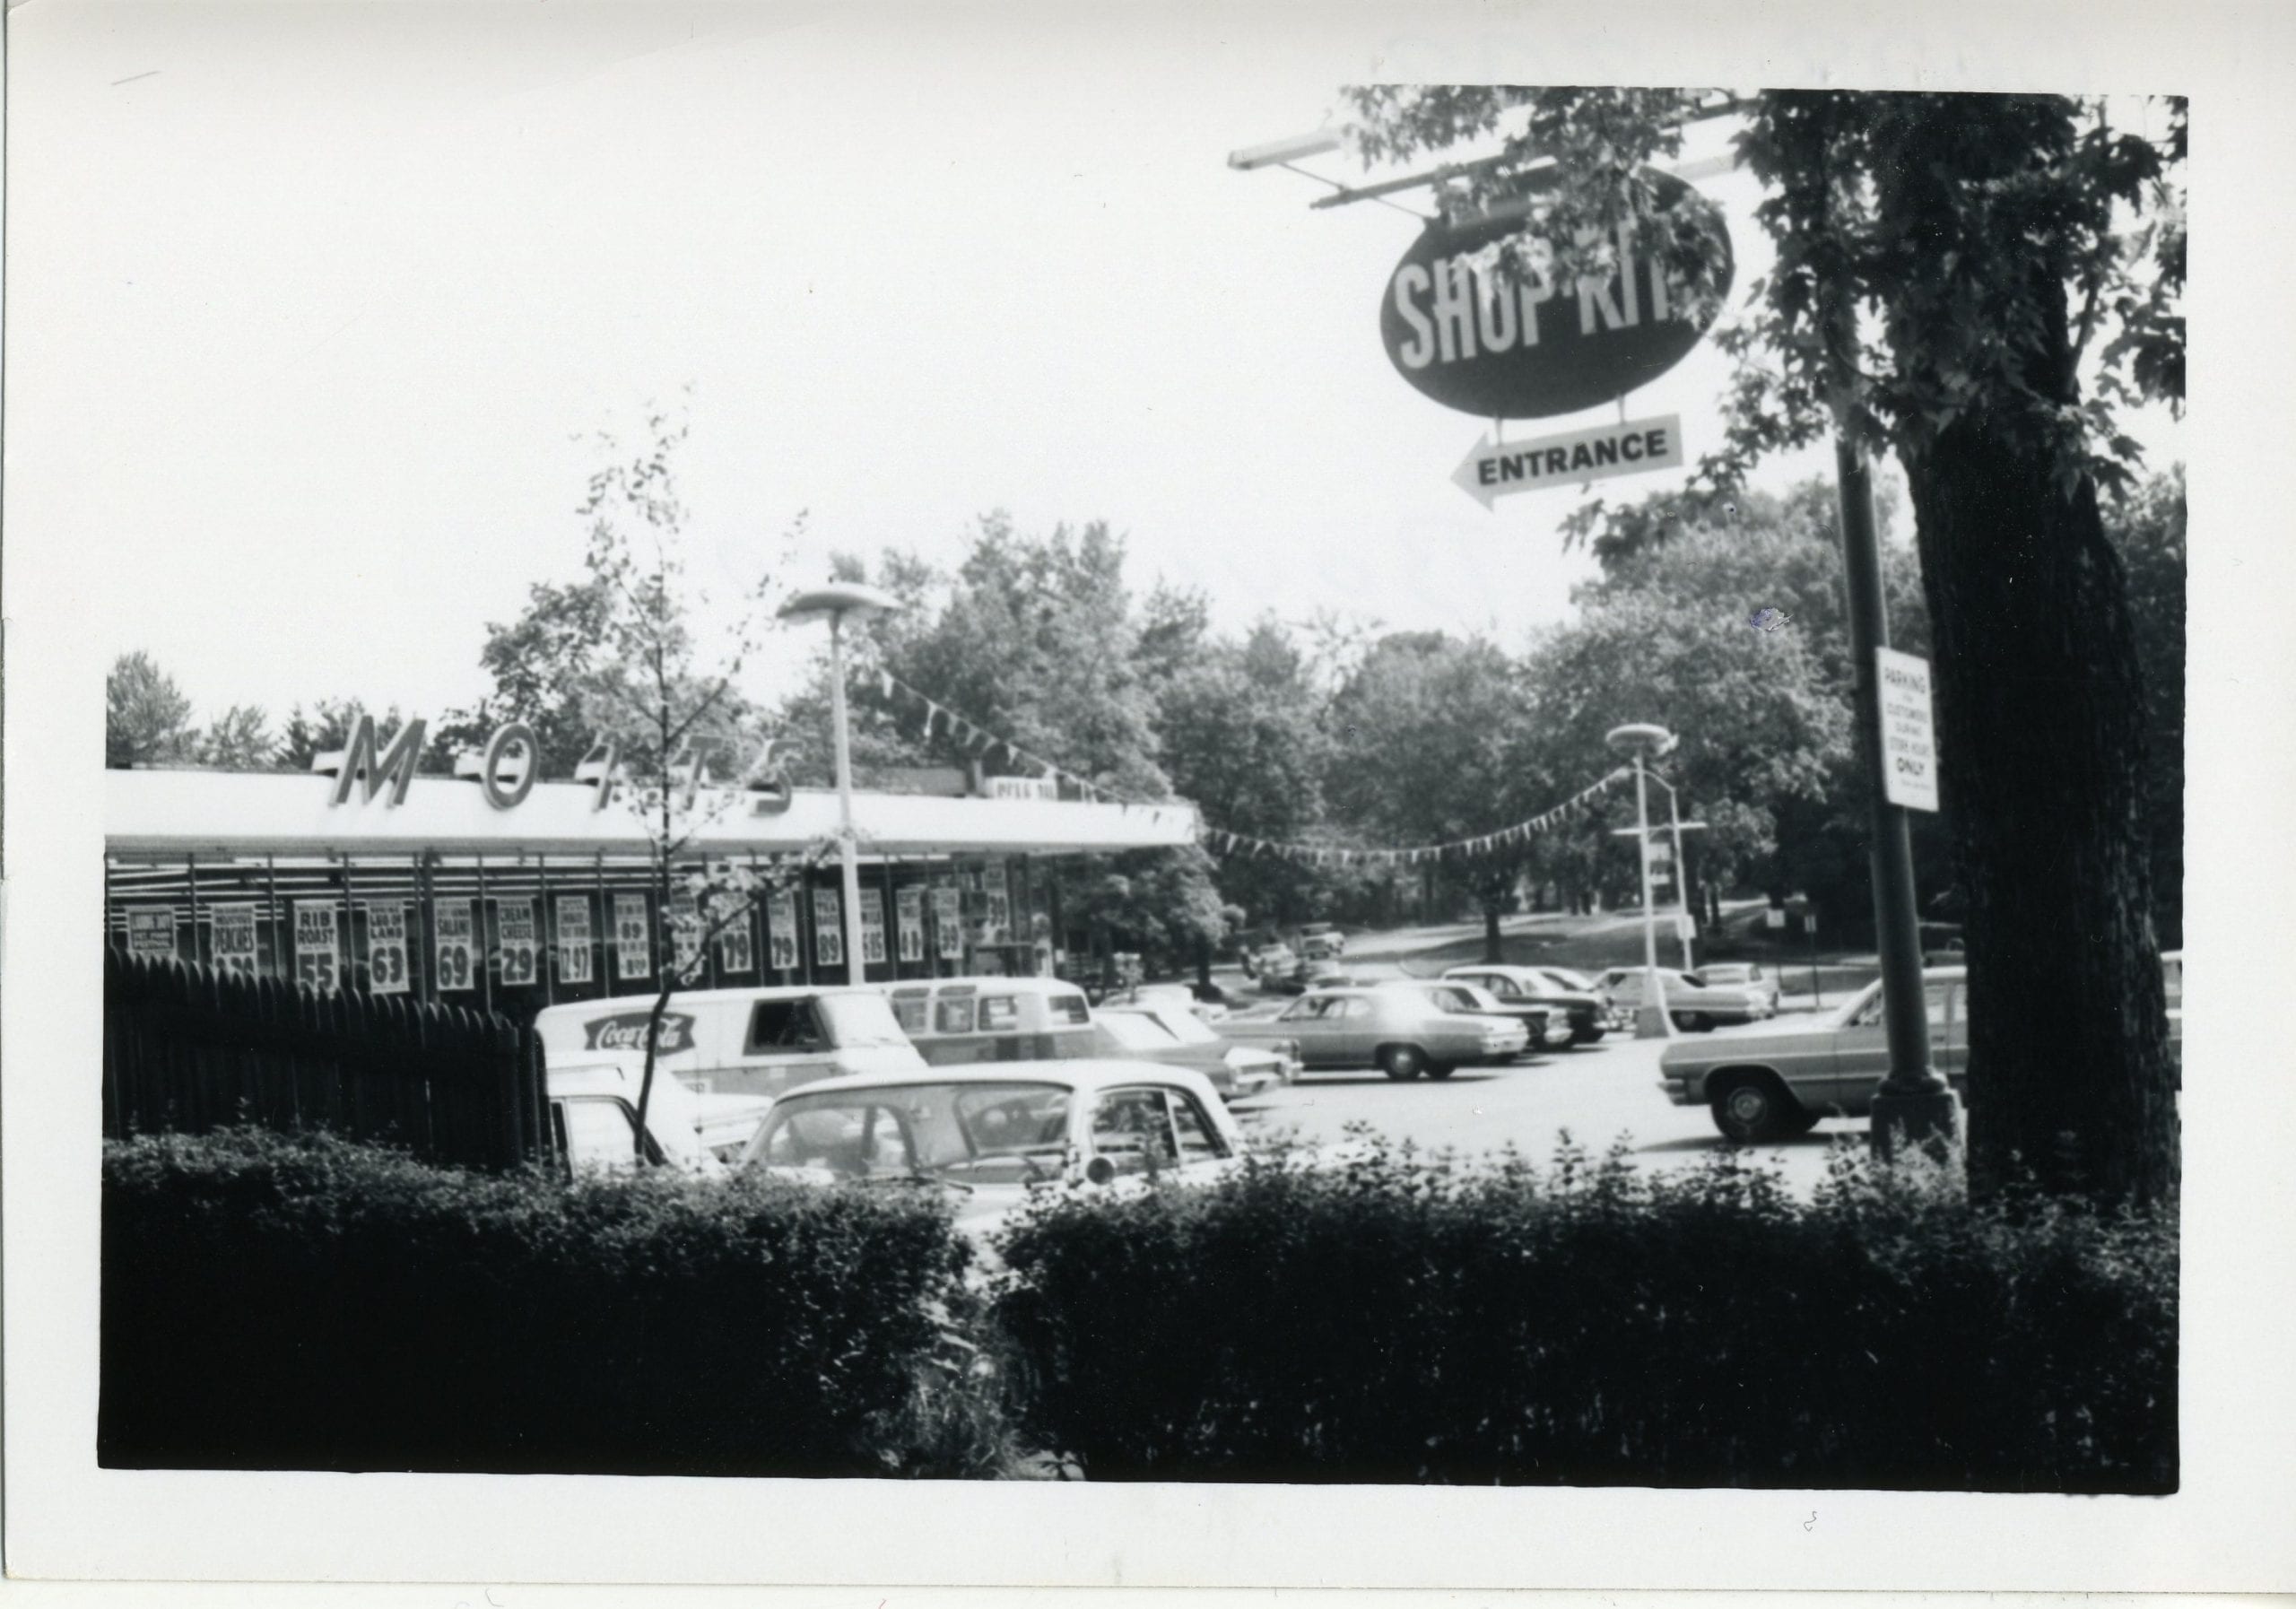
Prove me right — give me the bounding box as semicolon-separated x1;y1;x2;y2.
4;0;2292;1596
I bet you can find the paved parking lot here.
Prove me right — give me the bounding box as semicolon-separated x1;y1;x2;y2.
1226;1023;1857;1195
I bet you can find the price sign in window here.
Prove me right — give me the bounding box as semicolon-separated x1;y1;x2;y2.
126;907;178;961
613;893;652;982
859;887;888;965
366;901;412;996
715;896;755;974
932;885;963;960
813;889;844;969
434;900;478;993
497;898;539;987
896;887;926;963
767;889;799;973
556;896;595;986
211;904;259;979
294;901;344;995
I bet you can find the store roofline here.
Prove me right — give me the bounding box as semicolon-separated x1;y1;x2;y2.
105;768;1201;860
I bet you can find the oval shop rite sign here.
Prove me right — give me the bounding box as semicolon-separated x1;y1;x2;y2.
1379;168;1733;421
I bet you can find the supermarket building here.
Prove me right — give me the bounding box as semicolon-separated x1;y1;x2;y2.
104;756;1200;1021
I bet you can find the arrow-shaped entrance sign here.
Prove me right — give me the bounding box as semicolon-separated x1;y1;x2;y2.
1453;413;1684;509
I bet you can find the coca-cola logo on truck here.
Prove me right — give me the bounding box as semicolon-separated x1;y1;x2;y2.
583;1012;696;1056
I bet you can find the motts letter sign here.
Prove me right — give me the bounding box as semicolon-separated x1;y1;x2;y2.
1876;647;1941;813
1381;167;1733;420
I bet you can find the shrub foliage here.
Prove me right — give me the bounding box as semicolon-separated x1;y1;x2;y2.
992;1137;2177;1492
100;1127;1003;1477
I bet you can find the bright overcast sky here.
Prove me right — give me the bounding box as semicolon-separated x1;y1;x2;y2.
13;4;2182;727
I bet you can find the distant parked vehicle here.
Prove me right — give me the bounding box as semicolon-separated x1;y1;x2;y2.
1298;922;1347;960
1222;986;1528;1081
1091;1002;1293;1101
1384;978;1567;1049
1440;963;1611;1045
879;976;1097;1065
1688;962;1781;1016
1600;967;1776;1031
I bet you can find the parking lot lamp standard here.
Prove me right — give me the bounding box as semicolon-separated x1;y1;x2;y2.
778;583;903;983
1605;724;1678;1039
1647;770;1707;969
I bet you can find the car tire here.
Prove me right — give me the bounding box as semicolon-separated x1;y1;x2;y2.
1678;1012;1716;1032
1422;1063;1457;1081
1709;1074;1805;1144
1572;1025;1605;1045
1378;1044;1426;1082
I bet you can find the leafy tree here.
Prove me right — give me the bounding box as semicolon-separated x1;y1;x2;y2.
1554;480;1949;934
197;706;279;770
1344;88;2183;1203
1158;620;1336;962
433;576;618;776
785;518;1228;982
1326;631;1529;961
107;652;195;768
280;699;413;773
526;407;825;1153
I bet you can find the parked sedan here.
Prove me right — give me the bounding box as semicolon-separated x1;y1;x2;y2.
1298;922;1347;960
1223;987;1529;1081
1091;1003;1294;1101
1686;962;1781;1016
1441;963;1611;1044
1600;967;1776;1031
1382;978;1569;1050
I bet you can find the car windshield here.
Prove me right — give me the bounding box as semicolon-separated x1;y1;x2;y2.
1417;985;1487;1013
1097;1012;1182;1050
818;993;914;1049
749;1081;1071;1185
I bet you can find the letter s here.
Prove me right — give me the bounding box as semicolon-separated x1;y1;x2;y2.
1392;265;1436;369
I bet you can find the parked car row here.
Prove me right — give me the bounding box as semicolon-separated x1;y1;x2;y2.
535;974;1313;1173
1600;966;1778;1031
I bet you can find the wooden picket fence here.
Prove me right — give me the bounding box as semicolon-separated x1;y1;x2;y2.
104;946;553;1170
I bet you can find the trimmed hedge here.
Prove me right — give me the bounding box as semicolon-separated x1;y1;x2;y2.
992;1138;2178;1491
101;1127;1006;1477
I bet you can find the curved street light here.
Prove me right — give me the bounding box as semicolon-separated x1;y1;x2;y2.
779;583;903;981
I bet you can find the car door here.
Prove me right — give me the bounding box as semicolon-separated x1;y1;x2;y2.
1826;980;1957;1113
1327;995;1389;1065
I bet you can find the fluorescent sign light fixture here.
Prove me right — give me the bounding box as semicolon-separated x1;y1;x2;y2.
1226;128;1346;170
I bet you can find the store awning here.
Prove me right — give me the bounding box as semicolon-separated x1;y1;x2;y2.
105;769;1201;860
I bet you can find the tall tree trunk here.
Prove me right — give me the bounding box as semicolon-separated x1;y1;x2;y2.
1482;901;1503;963
1875;100;2178;1206
1901;414;2176;1205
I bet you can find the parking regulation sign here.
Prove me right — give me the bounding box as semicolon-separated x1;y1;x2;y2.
1876;647;1942;813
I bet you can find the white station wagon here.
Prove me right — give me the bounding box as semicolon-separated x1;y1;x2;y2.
739;1059;1251;1238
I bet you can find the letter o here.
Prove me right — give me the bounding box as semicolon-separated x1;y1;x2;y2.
481;722;539;810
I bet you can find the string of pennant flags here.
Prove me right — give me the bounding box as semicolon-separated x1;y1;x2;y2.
872;668;1634;866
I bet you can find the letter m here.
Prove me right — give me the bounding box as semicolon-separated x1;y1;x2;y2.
323;715;428;805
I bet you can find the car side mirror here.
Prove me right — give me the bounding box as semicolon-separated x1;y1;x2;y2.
1084;1155;1118;1187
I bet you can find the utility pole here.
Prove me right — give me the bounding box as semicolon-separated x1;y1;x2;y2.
1825;284;1959;1157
